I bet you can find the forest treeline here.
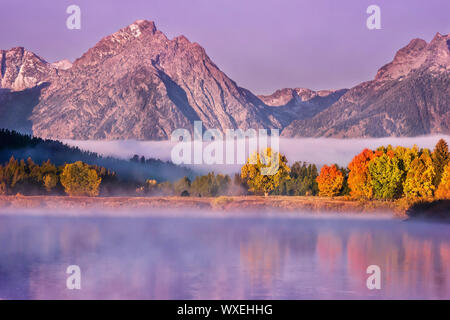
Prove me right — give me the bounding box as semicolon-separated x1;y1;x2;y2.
313;139;450;200
0;129;193;188
0;129;449;200
235;139;449;200
142;139;450;200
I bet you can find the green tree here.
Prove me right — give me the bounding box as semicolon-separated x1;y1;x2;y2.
287;162;319;196
191;172;231;197
335;164;350;196
241;148;290;196
432;139;450;187
276;162;321;196
368;153;404;199
60;161;102;196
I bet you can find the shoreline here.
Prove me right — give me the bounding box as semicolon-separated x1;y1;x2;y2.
0;195;406;218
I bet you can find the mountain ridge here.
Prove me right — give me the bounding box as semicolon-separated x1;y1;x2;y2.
0;21;448;140
282;32;450;138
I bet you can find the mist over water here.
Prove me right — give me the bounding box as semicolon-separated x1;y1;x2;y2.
0;213;449;299
64;135;449;174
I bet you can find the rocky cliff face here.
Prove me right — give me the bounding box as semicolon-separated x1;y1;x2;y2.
51;59;72;71
282;33;450;138
0;21;448;140
258;88;347;127
29;20;277;140
0;47;56;91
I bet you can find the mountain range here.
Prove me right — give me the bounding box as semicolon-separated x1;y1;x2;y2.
0;20;448;140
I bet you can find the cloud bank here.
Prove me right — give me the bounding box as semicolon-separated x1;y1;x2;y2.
64;135;449;175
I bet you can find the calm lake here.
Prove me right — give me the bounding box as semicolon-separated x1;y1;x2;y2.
0;214;449;299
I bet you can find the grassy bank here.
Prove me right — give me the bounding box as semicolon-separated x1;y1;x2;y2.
0;195;419;217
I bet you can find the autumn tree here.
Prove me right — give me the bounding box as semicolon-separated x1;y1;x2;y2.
435;164;450;199
146;179;158;194
173;176;191;196
60;161;102;197
432;139;450;187
43;174;58;192
316;164;344;197
348;149;376;199
404;152;435;198
394;145;419;173
41;160;59;192
368;153;404;199
241;148;290;196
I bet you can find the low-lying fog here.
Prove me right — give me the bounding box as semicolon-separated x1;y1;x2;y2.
64;135;450;175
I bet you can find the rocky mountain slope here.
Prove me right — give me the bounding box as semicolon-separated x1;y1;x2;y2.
0;21;448;140
258;88;347;127
29;20;281;140
282;33;450;138
0;47;56;91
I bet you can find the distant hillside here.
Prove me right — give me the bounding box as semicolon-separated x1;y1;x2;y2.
282;34;450;138
0;129;194;182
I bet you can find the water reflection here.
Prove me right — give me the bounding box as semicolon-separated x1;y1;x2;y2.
0;215;448;299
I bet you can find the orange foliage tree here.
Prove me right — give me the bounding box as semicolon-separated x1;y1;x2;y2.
316;164;344;197
435;164;450;199
348;148;376;199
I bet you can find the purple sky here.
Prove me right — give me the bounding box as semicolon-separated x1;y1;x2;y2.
1;0;449;94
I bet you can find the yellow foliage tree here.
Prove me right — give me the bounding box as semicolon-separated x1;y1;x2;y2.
43;173;58;192
435;164;450;199
394;145;419;173
316;164;344;197
60;161;102;197
404;152;435;198
241;148;290;196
